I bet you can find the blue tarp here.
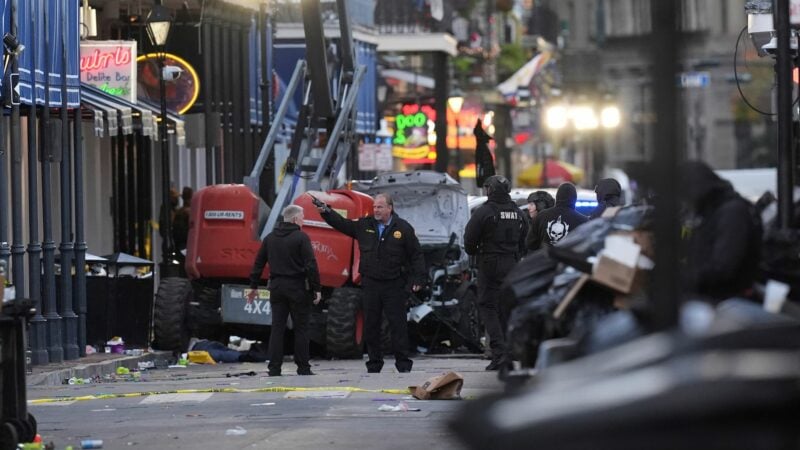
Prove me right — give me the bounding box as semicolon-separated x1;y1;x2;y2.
12;0;80;107
355;40;377;134
274;36;378;136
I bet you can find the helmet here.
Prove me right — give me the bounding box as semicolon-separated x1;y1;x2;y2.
527;190;555;212
484;175;511;195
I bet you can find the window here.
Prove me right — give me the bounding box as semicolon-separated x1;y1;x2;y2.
604;0;652;37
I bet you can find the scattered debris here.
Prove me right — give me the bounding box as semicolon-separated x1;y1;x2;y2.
106;337;124;354
378;402;421;412
409;371;464;400
225;371;257;378
137;361;155;370
225;427;247;436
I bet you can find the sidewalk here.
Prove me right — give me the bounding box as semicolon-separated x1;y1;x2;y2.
26;351;169;387
26;351;489;387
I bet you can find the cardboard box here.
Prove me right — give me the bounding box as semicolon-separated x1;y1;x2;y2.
593;255;644;294
591;234;650;294
614;230;654;259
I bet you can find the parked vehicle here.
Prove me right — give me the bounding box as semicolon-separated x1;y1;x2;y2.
469;187;599;216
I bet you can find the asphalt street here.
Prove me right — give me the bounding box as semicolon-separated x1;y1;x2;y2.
27;356;502;450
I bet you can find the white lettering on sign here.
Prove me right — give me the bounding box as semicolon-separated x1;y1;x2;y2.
204;210;245;220
500;211;518;219
244;299;272;315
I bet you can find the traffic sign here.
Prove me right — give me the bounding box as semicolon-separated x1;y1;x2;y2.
678;71;710;88
10;73;19;105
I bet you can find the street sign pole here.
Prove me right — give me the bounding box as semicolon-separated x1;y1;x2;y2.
776;0;795;230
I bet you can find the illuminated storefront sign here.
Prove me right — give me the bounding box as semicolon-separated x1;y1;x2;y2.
136;53;200;114
390;104;491;168
392;104;436;162
80;41;137;103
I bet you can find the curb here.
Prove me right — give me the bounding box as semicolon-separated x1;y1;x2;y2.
26;352;171;387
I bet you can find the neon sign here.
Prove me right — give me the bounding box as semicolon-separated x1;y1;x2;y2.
393;112;428;146
80;41;138;103
392;104;437;161
136;53;200;115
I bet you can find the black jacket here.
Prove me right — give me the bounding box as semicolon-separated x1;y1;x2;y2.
527;183;588;251
464;191;527;258
249;221;321;295
680;161;762;301
589;178;623;219
321;209;426;284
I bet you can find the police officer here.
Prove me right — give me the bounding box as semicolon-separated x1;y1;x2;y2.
248;205;321;377
464;175;528;371
316;193;425;373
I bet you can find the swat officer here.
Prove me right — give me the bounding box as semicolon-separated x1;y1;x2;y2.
316;192;426;373
464;175;528;371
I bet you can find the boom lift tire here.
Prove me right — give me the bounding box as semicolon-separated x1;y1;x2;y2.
188;283;224;342
326;287;364;359
152;277;191;352
0;422;18;450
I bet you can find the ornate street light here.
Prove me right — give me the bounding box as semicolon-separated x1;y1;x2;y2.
146;4;172;48
146;2;176;270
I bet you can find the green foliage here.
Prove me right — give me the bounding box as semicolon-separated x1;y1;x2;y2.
497;43;527;81
453;55;477;81
456;0;479;17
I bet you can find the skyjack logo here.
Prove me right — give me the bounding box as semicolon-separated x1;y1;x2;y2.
311;241;338;261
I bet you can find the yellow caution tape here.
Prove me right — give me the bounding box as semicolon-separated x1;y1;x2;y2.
29;386;411;405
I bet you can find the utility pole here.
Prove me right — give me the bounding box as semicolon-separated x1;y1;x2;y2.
775;0;795;229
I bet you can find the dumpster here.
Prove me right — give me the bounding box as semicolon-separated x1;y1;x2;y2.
85;253;154;349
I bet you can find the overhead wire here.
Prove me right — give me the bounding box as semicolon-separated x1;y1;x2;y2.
734;26;775;116
735;25;800;116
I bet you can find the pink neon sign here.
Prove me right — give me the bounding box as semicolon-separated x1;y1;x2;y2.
80;41;138;103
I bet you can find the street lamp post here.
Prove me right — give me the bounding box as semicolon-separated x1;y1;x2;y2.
448;94;464;181
146;3;175;272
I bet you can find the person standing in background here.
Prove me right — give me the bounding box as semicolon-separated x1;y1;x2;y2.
528;182;588;251
464;175;528;371
249;205;321;376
